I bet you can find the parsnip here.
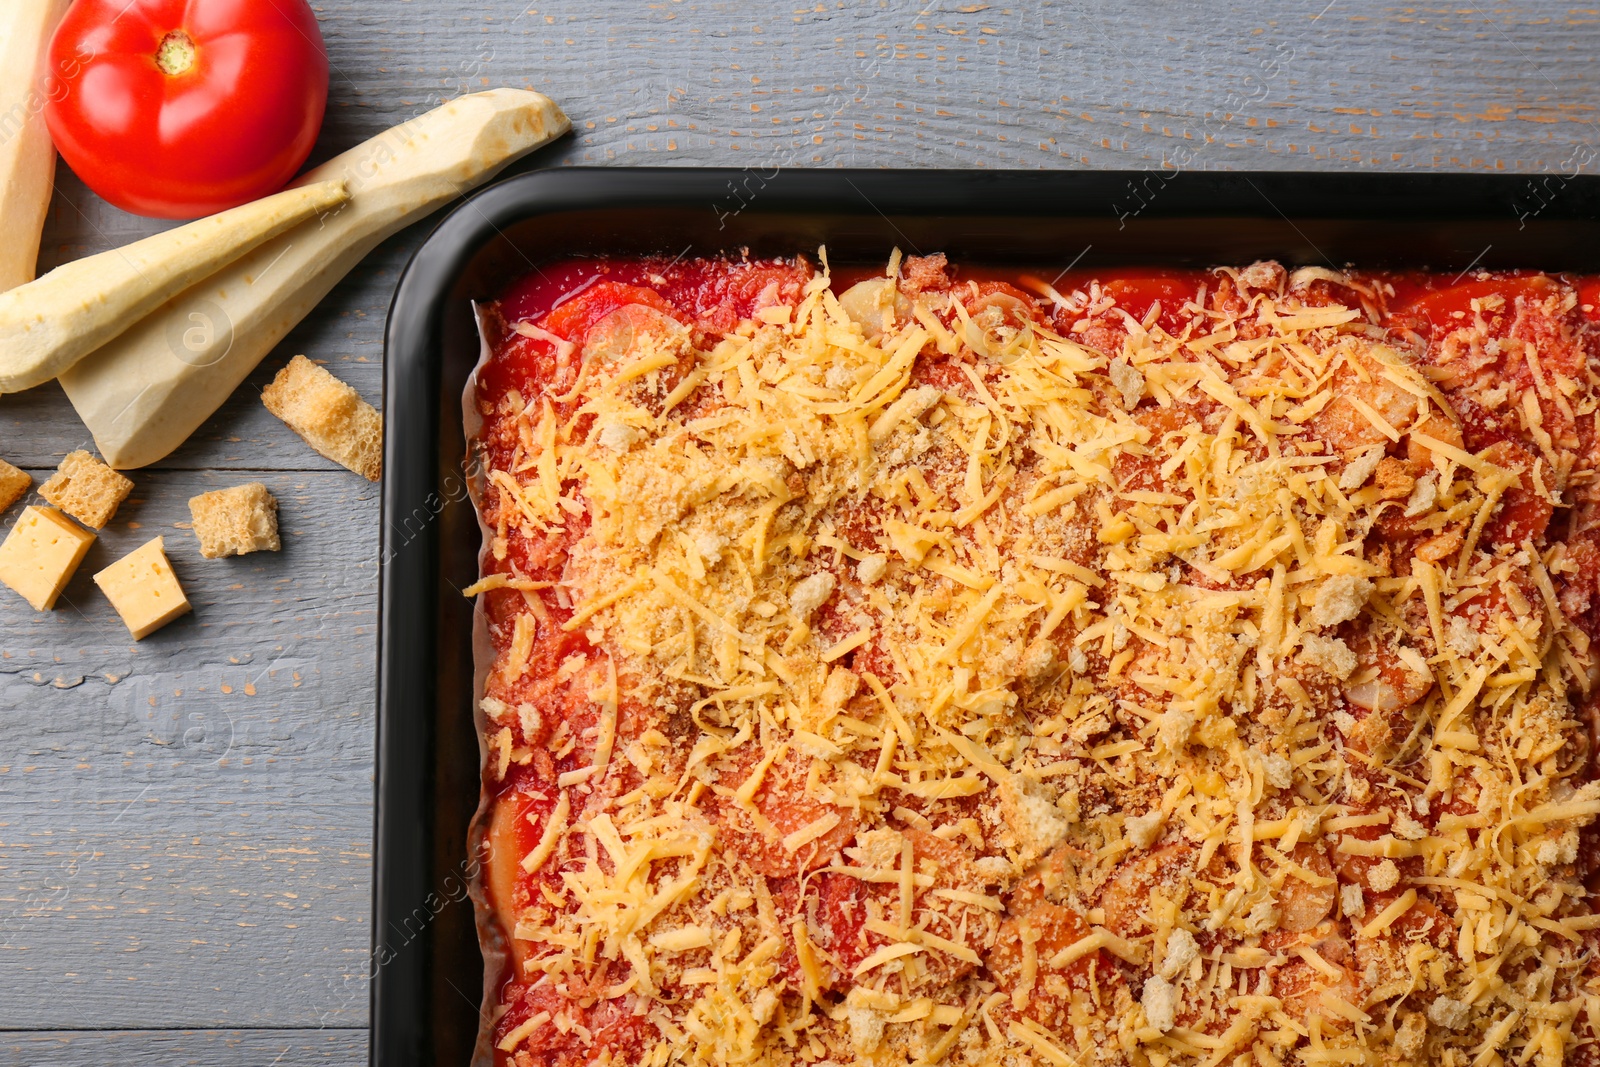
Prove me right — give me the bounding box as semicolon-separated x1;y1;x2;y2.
61;89;569;470
0;180;349;393
0;0;72;292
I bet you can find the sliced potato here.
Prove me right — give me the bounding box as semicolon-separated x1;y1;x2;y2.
837;277;908;339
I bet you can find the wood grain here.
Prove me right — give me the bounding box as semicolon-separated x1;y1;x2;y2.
1;1030;368;1063
0;470;377;1034
0;0;1593;1060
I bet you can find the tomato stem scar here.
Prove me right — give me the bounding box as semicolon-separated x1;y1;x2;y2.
156;30;196;76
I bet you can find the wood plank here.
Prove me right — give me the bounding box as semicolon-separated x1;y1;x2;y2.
0;802;373;1028
0;1029;367;1065
0;469;377;677
0;470;377;1029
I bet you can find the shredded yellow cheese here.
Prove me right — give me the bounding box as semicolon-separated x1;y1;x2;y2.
468;254;1600;1067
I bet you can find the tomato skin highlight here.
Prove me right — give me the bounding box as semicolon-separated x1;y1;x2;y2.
541;281;681;343
45;0;329;219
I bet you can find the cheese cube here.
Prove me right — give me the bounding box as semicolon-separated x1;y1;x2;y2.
93;537;191;639
0;506;96;611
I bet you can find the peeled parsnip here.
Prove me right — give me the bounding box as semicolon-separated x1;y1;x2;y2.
0;0;72;292
61;89;569;470
0;180;349;393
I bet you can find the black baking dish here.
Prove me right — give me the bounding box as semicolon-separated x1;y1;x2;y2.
373;166;1600;1066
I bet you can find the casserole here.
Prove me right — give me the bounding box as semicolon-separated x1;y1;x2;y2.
376;168;1600;1067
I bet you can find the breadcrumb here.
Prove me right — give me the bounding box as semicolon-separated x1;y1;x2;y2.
38;450;132;529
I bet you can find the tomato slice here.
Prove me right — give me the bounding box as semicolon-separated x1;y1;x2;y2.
541;281;681;343
1051;271;1207;335
1577;277;1600;324
1389;274;1556;334
498;261;613;327
1103;273;1202;324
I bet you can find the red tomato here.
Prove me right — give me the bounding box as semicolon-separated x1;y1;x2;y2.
45;0;328;219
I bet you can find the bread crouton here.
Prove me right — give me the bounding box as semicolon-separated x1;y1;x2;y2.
38;450;133;528
191;483;283;559
0;459;30;512
189;483;281;559
996;776;1070;861
1298;633;1357;679
261;355;382;480
1310;574;1372;629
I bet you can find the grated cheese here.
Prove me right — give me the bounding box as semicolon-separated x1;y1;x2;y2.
521;791;571;874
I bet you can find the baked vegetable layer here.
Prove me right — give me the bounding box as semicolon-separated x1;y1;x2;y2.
470;253;1600;1067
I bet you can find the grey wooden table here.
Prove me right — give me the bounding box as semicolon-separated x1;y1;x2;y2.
0;1;1594;1061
